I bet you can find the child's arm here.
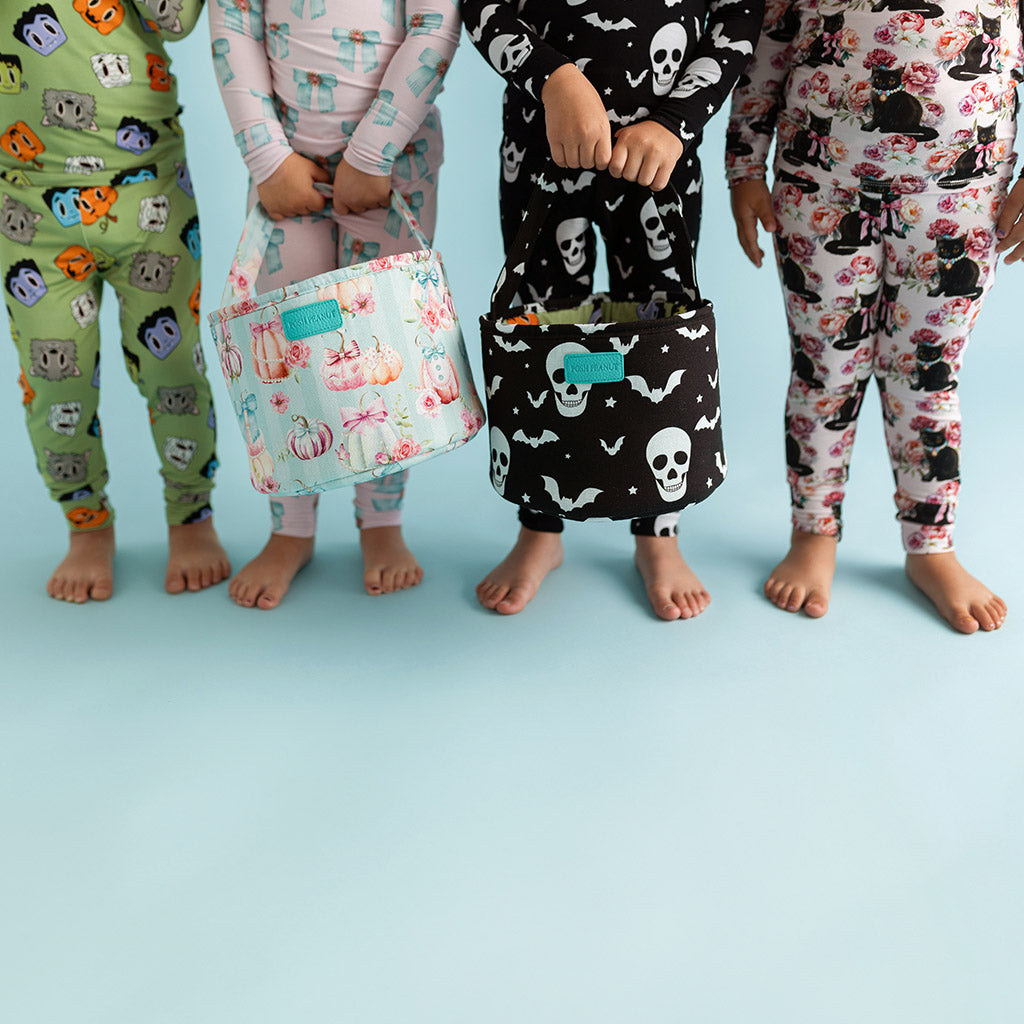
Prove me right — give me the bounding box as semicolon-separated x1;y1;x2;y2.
133;0;206;40
337;1;462;216
207;2;327;220
725;1;798;266
995;177;1024;265
462;1;610;172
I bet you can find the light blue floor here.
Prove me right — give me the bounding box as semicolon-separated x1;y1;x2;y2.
2;26;1023;1024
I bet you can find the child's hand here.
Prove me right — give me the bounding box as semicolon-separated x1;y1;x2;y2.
256;153;329;220
607;121;683;192
333;159;391;216
541;63;613;170
995;177;1024;265
729;179;778;268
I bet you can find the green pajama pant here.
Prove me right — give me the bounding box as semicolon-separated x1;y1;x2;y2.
2;163;218;531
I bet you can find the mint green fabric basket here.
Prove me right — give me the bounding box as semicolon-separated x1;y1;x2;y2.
208;192;485;496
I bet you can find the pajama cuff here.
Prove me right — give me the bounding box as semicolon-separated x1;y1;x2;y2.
246;140;296;187
726;168;768;185
510;47;575;103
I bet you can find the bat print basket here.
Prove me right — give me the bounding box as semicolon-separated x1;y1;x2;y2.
209;191;485;497
481;182;726;521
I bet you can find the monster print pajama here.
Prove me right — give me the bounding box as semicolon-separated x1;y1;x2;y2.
462;0;764;535
2;0;218;531
209;0;458;536
727;0;1023;552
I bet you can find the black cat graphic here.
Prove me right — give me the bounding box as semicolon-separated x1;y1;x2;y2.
782;113;835;172
949;16;1002;81
793;335;824;387
863;67;938;141
871;1;943;18
778;234;821;303
824;193;882;254
805;14;847;68
919;428;958;482
725;129;752;158
900;499;953;526
911;341;955;392
938;124;998;188
833;289;879;350
776;168;821;194
927;235;983;299
825;377;869;431
878;192;908;238
879;281;901;335
786;430;813;477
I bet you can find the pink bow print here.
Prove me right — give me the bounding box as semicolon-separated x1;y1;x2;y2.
340;397;388;433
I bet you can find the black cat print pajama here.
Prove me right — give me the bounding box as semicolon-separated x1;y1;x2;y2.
463;0;764;535
727;0;1023;553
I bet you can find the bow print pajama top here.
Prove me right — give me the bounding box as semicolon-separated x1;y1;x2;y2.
726;0;1023;552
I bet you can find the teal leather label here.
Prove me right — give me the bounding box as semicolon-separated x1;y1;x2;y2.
563;351;624;384
281;300;345;340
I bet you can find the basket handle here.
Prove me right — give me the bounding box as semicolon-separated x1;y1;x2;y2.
221;188;432;307
488;165;702;316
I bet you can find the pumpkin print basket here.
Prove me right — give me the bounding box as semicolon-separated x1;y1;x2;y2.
209;192;485;496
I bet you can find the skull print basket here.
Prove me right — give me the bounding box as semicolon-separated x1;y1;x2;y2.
209;192;485;497
481;182;725;521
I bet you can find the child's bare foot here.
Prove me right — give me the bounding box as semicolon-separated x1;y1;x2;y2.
47;527;116;603
634;535;710;621
477;527;564;615
229;533;313;609
166;518;231;594
765;530;837;617
360;525;423;595
905;551;1007;634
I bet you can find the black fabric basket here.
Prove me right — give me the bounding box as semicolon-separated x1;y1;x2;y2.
480;181;726;521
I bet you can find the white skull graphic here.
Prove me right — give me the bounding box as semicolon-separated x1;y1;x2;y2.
670;57;723;100
555;217;589;275
546;342;592;418
70;290;99;328
490;427;510;495
640;197;672;262
647;427;691;501
90;52;132;88
489;33;534;76
501;138;527;182
650;23;688;96
138;194;170;232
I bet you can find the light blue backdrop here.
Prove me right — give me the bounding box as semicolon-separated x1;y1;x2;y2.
1;18;1022;1024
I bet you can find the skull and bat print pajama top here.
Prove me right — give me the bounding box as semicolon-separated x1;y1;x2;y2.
726;0;1023;553
2;0;218;533
209;0;459;537
462;0;764;536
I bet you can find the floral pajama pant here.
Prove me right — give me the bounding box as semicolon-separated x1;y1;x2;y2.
773;169;1011;553
251;141;439;537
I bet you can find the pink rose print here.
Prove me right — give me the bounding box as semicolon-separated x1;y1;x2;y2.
808;205;844;235
368;257;394;273
789;414;815;441
285;340;311;369
891;175;927;195
874;24;896;45
352;292;375;315
786;233;816;263
965;226;993;260
391;437;421;461
850;255;877;277
835;267;856;287
946;422;962;447
818;311;850;336
851;162;886;181
915;252;938;281
910;328;941;347
927;218;960;240
846;80;873;112
903;61;938;95
375;452;389;466
935;28;972;60
863;48;897;69
416;389;442;418
269;391;289;413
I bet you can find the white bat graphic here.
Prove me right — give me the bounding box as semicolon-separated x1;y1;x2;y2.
612;255;634;280
676;323;710;340
493;335;531;353
715;450;728;476
526;389;548;408
526;282;553;302
486;375;503;399
600;436;625;455
663;267;682;283
609;333;639;354
563;171;596;193
605;195;625;212
710;23;754;55
626;369;686;403
542;476;603;512
696;407;721;431
626;69;648;87
468;3;499;43
513;429;559;447
522;108;537;123
582;13;636;30
606;107;650;125
707;370;719;388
